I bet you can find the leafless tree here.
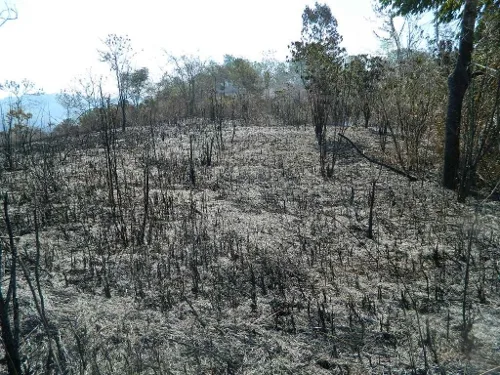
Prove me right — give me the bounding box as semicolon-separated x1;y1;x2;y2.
0;2;17;28
99;34;134;132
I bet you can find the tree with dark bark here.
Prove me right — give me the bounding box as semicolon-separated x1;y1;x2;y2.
1;194;22;375
378;0;482;190
443;0;479;190
455;9;500;200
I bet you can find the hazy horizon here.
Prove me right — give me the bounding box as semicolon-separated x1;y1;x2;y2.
1;0;388;96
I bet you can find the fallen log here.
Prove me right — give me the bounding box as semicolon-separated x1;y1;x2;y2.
338;133;418;182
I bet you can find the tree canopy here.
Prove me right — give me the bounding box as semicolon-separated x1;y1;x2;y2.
379;0;500;22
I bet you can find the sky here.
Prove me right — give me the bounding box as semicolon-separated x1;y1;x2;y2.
0;0;388;96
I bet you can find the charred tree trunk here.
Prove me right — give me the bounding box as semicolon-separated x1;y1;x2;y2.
443;0;478;190
120;96;127;132
311;94;328;146
362;103;371;128
1;194;22;375
188;79;196;118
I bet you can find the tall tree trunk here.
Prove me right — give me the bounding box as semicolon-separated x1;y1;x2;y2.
443;0;478;190
189;79;196;118
2;194;22;375
120;97;127;132
363;103;371;128
389;14;402;62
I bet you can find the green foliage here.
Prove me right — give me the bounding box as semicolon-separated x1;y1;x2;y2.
254;56;303;93
163;54;206;117
380;52;446;172
300;2;343;48
223;56;262;94
459;10;500;193
289;2;345;142
125;67;149;106
378;0;499;26
157;54;267;121
347;55;385;126
459;69;500;198
78;106;116;132
378;0;464;22
289;2;345;96
378;0;500;195
53;118;79;137
475;7;500;70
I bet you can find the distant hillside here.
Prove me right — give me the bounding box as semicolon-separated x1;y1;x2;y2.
0;93;66;128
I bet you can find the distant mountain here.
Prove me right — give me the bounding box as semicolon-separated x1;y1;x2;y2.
0;93;66;128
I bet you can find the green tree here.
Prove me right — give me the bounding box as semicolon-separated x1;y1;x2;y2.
126;67;149;107
347;55;384;128
223;55;262;94
378;0;483;190
380;52;445;173
289;2;345;143
165;54;206;117
255;53;303;93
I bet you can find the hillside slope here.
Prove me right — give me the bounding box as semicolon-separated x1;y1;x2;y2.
1;122;499;374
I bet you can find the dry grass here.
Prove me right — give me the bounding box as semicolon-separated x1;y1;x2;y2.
2;121;500;374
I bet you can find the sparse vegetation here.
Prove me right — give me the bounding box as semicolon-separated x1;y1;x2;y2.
1;2;500;374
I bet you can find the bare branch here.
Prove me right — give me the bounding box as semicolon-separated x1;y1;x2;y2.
0;3;18;28
338;133;418;181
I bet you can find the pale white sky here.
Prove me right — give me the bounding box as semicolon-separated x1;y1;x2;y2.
0;0;386;95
